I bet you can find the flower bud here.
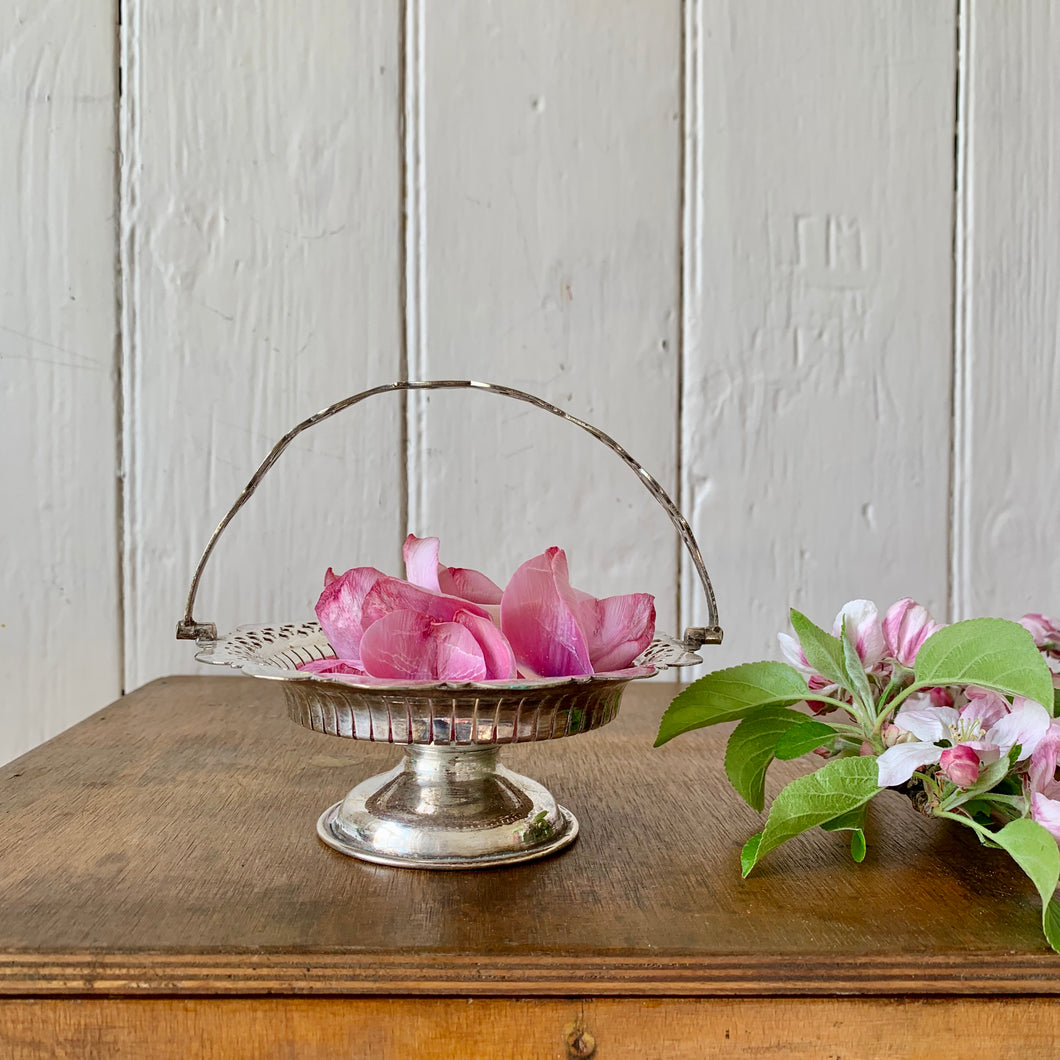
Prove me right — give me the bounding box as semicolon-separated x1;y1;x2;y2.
832;600;887;670
929;686;955;708
883;598;941;667
881;723;909;747
939;745;980;788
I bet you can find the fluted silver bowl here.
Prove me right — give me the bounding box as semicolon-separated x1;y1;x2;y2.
196;621;690;868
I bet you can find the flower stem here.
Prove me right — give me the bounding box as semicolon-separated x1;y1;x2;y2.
976;793;1029;810
872;681;930;734
935;807;977;827
874;674;902;717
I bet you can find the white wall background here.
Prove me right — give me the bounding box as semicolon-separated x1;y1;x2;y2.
2;1;1058;765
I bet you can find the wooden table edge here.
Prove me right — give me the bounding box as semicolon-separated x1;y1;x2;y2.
0;949;1056;997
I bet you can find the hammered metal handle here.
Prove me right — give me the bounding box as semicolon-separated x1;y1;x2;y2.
176;380;723;648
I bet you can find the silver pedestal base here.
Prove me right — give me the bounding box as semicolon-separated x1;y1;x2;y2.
316;745;579;869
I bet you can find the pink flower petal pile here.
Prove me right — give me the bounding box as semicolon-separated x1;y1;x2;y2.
301;535;656;684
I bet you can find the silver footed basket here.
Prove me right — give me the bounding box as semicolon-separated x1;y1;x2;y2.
178;380;722;869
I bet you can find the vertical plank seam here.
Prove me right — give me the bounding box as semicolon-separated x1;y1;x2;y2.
678;0;704;638
397;0;410;556
950;0;973;622
117;0;142;692
112;0;126;695
402;0;428;538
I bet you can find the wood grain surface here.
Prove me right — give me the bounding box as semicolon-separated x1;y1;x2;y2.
2;997;1058;1060
0;676;1057;999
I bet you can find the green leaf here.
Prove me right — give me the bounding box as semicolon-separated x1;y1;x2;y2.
741;832;763;877
1054;686;1060;717
840;621;874;713
990;818;1060;951
741;756;882;876
849;829;867;862
725;707;808;811
991;818;1060;946
914;618;1054;710
821;805;868;863
1044;898;1060;954
654;662;810;747
790;610;848;691
820;805;867;831
774;719;840;761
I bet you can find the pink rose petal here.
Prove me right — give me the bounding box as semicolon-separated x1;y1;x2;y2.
360;609;487;681
314;566;386;666
454;609;517;680
404;534;504;605
297;657;368;676
363;575;493;628
402;534;442;592
439;566;504;605
500;548;593;678
574;589;655;672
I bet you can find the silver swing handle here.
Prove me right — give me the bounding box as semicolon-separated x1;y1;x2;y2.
176;379;723;649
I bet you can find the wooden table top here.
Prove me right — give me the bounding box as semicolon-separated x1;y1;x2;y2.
1;675;1057;999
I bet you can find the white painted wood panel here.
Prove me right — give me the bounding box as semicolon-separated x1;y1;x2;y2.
19;0;1060;766
683;1;957;667
411;1;684;640
962;1;1060;620
124;1;405;689
0;1;121;763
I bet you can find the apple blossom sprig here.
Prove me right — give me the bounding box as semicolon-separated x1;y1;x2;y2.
656;599;1060;953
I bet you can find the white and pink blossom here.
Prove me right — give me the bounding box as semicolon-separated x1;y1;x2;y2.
1019;613;1060;651
876;693;1051;788
1020;612;1060;689
1031;786;1060;842
777;599;887;681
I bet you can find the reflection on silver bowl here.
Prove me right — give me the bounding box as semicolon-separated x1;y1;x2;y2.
197;621;668;867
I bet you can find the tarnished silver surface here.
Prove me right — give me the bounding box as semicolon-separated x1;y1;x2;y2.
196;621;643;744
283;675;627;744
197;622;625;866
317;746;578;868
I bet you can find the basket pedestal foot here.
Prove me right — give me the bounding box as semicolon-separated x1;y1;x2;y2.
316;745;578;869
